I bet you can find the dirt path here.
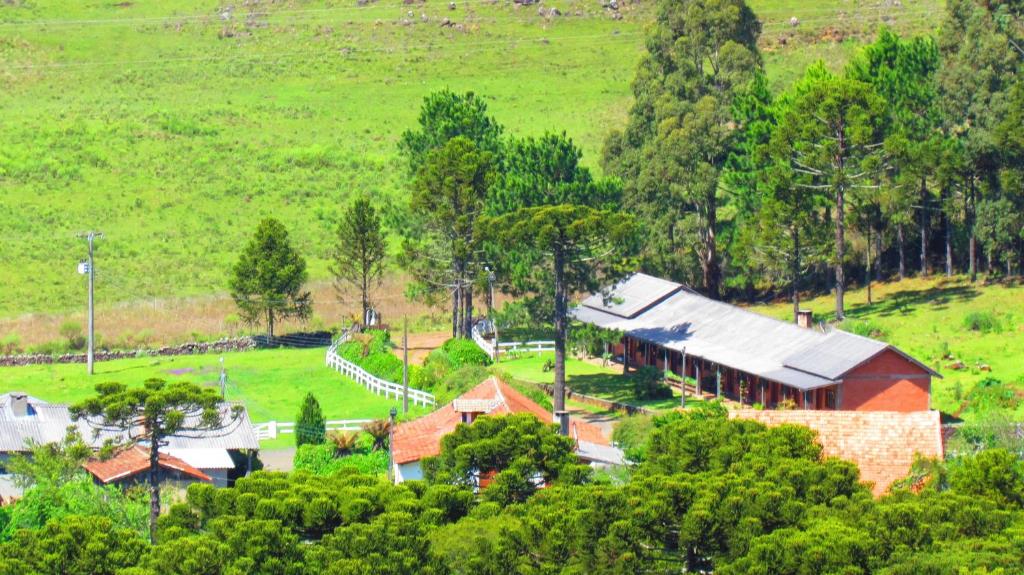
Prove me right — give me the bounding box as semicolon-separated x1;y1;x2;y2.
389;330;449;365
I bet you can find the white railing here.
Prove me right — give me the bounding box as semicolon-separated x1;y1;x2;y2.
253;419;375;441
324;330;436;407
471;321;556;360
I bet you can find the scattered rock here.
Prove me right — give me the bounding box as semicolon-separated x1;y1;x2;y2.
790;16;799;27
948;360;966;370
440;17;455;27
549;7;561;16
610;11;622;19
421;12;429;21
979;363;992;372
449;1;456;9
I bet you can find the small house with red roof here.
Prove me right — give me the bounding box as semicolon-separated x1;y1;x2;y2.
391;376;624;483
83;445;213;489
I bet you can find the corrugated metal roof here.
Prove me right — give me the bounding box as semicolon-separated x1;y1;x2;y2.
575;440;626;466
78;404;260;451
0;393;259;453
572;273;932;391
782;331;888;380
164;448;236;470
580;273;683;319
0;393;77;452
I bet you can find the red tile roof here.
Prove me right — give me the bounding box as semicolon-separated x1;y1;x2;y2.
729;409;944;496
83;445;212;484
393;376;610;464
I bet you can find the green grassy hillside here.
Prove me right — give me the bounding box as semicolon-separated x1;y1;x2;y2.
0;0;943;319
754;277;1024;422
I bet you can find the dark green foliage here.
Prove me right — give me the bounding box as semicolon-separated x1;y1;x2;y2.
438;338;491;369
603;0;763;298
611;414;655;462
295;392;326;448
422;413;589;505
293;442;388;477
228;218;311;338
399;89;504;174
332;196;387;325
0;515;148;575
568;323;622;358
963;310;1002;333
632;365;673;401
962;377;1022;413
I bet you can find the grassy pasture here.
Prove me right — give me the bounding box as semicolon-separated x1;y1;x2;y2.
753;276;1024;421
0;0;943;329
0;346;428;425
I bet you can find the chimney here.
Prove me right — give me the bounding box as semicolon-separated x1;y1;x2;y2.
554;410;569;436
796;309;813;329
9;393;29;418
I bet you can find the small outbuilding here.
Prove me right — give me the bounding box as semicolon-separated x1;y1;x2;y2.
84;445;212;488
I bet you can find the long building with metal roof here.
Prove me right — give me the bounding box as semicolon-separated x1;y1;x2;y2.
572;273;938;411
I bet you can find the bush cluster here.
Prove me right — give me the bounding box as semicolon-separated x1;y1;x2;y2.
631;365;674;400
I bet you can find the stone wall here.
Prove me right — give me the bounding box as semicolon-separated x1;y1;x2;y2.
0;337;257;367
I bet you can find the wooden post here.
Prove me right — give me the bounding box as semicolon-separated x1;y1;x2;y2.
680;347;687;407
716;367;721;399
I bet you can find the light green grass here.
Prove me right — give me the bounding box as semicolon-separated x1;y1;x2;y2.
0;346;428;424
751;276;1024;421
0;0;943;318
495;352;681;411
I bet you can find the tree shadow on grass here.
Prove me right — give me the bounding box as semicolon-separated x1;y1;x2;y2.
567;372;678;410
842;284;982;320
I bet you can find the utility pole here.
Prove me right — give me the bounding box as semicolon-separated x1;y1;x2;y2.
219;357;227;398
77;231;102;375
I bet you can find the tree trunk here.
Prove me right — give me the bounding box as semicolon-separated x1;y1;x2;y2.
148;434;161;544
835;185;846;321
968;180;977;282
552;246;567;417
897;224;906;281
361;265;370;327
462;284;473;339
919;177;928;276
866;227;873;305
943;186;953;276
834;129;847;321
792;226;801;324
267;309;275;340
701;196;721;300
451;285;459;339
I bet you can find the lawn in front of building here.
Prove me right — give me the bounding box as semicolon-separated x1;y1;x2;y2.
494;352;681;411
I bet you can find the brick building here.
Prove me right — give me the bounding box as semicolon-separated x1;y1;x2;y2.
572;273;938;412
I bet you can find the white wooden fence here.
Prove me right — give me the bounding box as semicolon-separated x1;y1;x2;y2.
471;321;555;360
253;419;375;441
324;330;436;407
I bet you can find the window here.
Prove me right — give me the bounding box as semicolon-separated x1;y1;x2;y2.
826;390;837;409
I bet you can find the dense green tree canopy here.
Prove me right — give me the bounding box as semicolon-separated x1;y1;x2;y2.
229;218;312;338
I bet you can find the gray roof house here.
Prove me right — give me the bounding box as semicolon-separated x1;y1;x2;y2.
572;273;938;412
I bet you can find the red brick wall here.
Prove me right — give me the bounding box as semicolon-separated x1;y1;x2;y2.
840;349;931;412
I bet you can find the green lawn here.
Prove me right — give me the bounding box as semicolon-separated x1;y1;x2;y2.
0;347;428;424
495;352;681;411
0;0;943;319
751;276;1024;421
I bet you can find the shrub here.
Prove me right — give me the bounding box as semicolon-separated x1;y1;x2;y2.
632;366;673;401
440;338;491;369
0;332;21;355
59;321;86;351
296;393;326;447
840;318;888;340
541;358;555;372
963;311;1001;333
612;414;655;463
432;366;491;405
569;323;622;358
964;377;1021;413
